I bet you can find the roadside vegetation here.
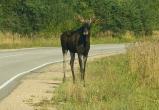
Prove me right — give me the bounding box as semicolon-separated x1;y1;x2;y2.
0;31;137;49
0;32;60;49
1;31;159;49
53;41;159;110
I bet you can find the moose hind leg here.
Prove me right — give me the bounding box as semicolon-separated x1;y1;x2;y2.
63;50;67;82
70;52;75;83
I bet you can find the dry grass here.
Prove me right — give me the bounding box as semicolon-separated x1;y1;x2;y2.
0;32;60;49
91;31;136;44
0;32;138;49
127;41;159;87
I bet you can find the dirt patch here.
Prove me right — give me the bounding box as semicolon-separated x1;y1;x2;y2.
0;53;121;110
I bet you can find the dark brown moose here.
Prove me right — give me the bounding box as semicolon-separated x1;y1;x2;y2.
60;16;100;86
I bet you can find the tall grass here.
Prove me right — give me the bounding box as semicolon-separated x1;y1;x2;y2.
91;31;137;44
53;41;159;110
0;32;60;49
0;32;137;49
1;31;158;49
128;41;159;87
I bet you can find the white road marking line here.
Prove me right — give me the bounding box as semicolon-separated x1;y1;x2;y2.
0;60;62;90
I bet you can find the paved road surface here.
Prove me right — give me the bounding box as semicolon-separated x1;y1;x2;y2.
0;44;126;100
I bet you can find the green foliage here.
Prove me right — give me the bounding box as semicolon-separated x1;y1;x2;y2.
0;0;159;36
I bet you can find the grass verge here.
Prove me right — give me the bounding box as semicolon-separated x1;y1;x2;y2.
53;41;159;110
0;32;137;49
1;31;159;49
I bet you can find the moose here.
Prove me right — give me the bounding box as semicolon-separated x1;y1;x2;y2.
60;16;99;85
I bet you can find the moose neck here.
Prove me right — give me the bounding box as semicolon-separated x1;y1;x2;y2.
83;26;90;38
80;26;90;46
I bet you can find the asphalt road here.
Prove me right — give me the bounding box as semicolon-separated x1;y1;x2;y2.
0;44;126;100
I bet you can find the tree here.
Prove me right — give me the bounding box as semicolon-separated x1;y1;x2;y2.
0;0;159;36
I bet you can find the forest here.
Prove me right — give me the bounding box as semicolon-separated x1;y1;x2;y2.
0;0;159;36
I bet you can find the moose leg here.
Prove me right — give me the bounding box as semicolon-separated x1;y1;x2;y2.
83;55;88;82
78;54;87;86
63;50;67;82
70;52;75;83
78;54;84;80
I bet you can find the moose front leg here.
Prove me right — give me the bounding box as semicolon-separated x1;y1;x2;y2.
83;55;88;81
78;54;84;80
70;52;75;83
78;54;88;86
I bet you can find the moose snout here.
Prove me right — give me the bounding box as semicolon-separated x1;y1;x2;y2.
83;31;89;35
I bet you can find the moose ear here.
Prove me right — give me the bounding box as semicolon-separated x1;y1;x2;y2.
75;15;85;23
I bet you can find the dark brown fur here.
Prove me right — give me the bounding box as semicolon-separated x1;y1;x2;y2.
60;22;91;85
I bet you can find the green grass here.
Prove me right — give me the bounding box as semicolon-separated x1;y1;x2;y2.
53;42;159;110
